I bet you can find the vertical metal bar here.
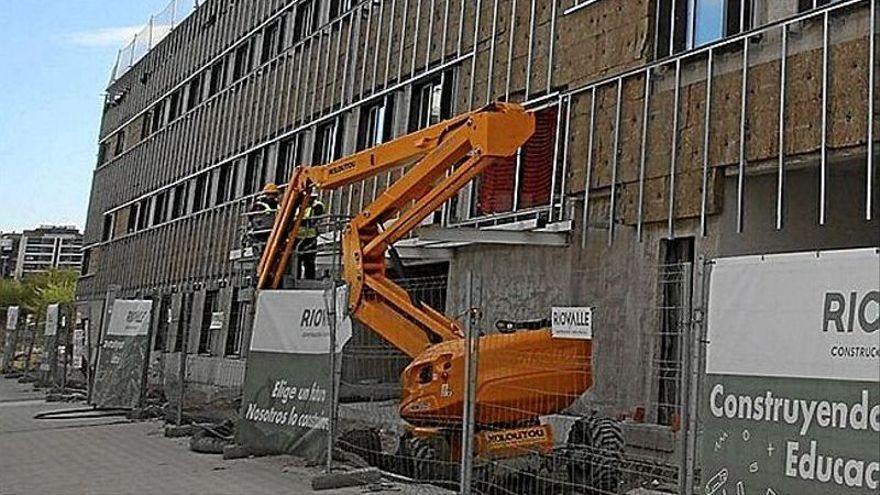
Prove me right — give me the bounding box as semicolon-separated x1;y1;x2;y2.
701;50;714;238
819;11;829;225
558;96;572;220
581;88;595;249
547;0;558;92
300;39;313;122
549;98;565;220
441;0;450;62
384;0;397;83
637;68;651;242
410;0;422;76
686;0;695;50
330;20;344;109
776;28;788;231
360;2;374;96
397;0;410;82
372;0;385;89
505;0;517;101
609;79;622;245
678;262;695;495
668;59;681;239
669;0;676;57
342;12;355;104
425;0;435;70
459;271;478;495
325;224;341;473
312;32;324;117
736;38;749;233
456;0;466;56
467;0;483;110
866;0;875;221
321;29;332;111
512;150;523;212
525;0;537;97
486;0;500;103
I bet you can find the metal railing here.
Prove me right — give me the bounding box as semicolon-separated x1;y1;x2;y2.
110;0;195;82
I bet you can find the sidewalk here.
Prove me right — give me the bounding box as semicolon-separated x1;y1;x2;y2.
0;378;385;495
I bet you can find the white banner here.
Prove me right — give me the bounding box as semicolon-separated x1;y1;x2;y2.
45;304;59;336
105;300;153;337
250;289;352;354
551;307;593;340
5;306;18;331
707;248;879;382
72;327;85;369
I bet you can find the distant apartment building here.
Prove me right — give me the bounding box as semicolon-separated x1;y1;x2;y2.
0;233;21;279
5;226;84;279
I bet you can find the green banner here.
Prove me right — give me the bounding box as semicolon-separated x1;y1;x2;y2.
702;249;879;495
238;350;334;460
92;300;152;409
236;289;350;460
702;375;879;494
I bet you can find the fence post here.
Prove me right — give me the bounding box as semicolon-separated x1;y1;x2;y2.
148;16;154;49
325;220;342;473
128;36;137;68
459;271;480;494
682;257;709;494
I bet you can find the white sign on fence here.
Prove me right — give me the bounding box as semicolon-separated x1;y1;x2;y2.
45;304;59;336
707;248;880;382
105;300;152;337
72;327;85;369
551;307;593;340
250;289;352;354
5;306;18;331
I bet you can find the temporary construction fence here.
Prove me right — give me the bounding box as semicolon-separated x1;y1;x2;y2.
325;264;702;495
0;303;81;387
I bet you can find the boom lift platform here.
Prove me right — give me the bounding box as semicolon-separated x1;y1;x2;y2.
257;102;622;487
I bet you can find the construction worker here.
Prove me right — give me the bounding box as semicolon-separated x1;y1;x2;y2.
297;191;326;280
249;183;281;244
253;183;281;212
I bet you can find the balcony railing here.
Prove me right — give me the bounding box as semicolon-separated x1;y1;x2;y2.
550;0;875;246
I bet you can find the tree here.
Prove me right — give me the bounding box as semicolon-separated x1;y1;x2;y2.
1;270;77;362
22;269;78;315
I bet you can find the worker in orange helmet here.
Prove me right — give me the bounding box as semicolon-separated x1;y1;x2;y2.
253;182;281;213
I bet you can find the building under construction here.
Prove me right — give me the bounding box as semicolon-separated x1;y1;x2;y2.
78;0;877;485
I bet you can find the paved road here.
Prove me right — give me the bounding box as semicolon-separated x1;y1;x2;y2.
0;377;393;495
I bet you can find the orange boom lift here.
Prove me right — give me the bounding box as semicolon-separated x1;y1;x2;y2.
258;103;593;464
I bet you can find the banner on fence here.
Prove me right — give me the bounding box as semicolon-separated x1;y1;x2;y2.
92;299;153;409
702;248;879;495
40;304;60;373
237;288;351;460
72;325;85;370
2;306;19;370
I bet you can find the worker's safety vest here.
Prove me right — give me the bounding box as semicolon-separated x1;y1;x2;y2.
300;200;325;239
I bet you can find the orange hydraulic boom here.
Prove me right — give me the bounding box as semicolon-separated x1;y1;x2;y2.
258;103;591;454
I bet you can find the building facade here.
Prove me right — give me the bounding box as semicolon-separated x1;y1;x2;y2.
0;233;21;279
78;0;876;450
1;226;83;280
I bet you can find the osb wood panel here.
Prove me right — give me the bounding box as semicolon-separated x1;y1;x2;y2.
568;35;867;229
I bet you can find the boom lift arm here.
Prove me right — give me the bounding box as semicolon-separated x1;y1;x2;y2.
258;103;535;358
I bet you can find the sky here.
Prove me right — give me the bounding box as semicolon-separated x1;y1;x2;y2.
0;0;175;233
0;0;726;234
